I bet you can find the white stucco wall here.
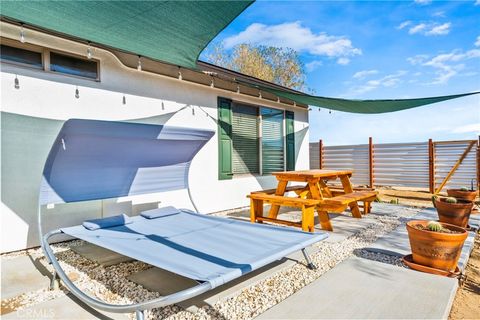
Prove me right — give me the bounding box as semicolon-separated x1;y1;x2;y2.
0;23;310;253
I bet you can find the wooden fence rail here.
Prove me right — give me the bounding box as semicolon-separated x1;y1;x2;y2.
309;137;479;194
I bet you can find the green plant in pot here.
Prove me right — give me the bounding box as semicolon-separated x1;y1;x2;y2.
434;196;473;228
447;186;478;202
406;220;468;273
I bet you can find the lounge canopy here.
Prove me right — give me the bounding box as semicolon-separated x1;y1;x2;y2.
1;1;253;69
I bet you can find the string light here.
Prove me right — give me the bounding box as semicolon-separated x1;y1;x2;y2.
258;91;262;99
191;106;195;115
210;77;214;88
20;25;25;43
318;108;321;112
293;101;297;107
308;107;312;111
87;42;93;59
14;75;20;89
137;56;142;71
122;94;126;105
75;86;80;99
178;70;183;80
161;101;165;110
329;109;332;114
277;97;280;103
236;85;240;94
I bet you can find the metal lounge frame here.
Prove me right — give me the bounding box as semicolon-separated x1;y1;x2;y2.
39;210;316;319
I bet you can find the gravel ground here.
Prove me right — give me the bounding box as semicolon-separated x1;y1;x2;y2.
1;204;421;320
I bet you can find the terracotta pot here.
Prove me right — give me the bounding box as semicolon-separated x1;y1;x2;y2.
447;189;478;202
435;198;473;228
406;220;467;272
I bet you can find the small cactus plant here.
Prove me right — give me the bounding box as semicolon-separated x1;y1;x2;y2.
427;221;443;232
445;197;457;204
460;187;469;191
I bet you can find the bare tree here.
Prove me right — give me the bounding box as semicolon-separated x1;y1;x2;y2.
206;43;306;91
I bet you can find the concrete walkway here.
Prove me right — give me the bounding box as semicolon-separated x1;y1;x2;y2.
256;208;477;319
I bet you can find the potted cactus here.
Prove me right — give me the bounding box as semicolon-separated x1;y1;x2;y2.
434;196;473;228
447;186;477;202
406;220;467;273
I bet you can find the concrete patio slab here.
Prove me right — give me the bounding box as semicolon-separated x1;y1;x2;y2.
2;294;129;320
365;208;477;272
71;242;133;266
257;256;458;319
129;248;315;313
1;255;50;300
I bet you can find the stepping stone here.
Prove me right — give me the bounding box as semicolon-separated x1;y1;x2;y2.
257;256;458;319
2;293;128;320
1;255;50;300
71;243;133;266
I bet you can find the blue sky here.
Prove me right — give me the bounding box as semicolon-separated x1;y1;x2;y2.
202;0;480;145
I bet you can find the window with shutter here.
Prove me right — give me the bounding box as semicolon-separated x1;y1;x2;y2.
261;107;285;174
232;103;259;174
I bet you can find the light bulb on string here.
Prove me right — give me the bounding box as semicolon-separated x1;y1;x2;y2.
236;85;240;94
258;91;262;99
137;56;142;71
122;94;126;105
178;70;183;80
277;97;280;103
161;101;165;110
14;75;20;89
20;25;25;43
87;42;93;59
308;107;312;111
318;108;321;112
191;106;195;116
329;109;332;114
75;86;80;99
293;101;297;107
210;78;214;88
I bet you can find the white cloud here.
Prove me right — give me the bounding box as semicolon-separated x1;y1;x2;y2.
425;23;451;36
414;0;432;5
409;23;427;34
421;49;480;84
351;71;407;94
407;54;429;65
452;123;480;134
407;22;451;36
337;57;350;65
305;60;323;72
432;11;446;18
397;21;411;30
223;22;362;58
353;69;379;79
475;36;480;47
476;0;480;6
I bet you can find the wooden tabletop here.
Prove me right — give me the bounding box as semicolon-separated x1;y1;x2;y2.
271;169;353;180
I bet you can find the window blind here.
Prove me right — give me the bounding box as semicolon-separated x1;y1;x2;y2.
261;108;284;174
232;103;259;174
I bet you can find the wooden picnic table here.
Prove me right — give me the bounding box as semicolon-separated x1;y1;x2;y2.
248;169;377;232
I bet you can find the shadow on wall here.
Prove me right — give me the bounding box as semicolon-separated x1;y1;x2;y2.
1;111;178;252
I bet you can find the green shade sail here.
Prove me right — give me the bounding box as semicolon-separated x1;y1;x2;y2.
1;1;253;69
259;87;480;114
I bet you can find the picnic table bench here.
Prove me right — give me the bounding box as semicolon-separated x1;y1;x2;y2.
248;170;377;232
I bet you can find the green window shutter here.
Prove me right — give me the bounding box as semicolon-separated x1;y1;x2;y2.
232;103;259;174
217;97;233;180
261;107;284;174
285;111;295;171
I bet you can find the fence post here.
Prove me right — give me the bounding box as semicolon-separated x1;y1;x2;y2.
319;139;323;169
477;136;479;191
369;137;374;188
428;139;435;193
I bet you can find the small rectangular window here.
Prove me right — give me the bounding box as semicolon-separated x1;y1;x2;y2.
50;52;98;80
0;44;42;69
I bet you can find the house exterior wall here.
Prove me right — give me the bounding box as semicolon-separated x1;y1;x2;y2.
0;23;310;253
